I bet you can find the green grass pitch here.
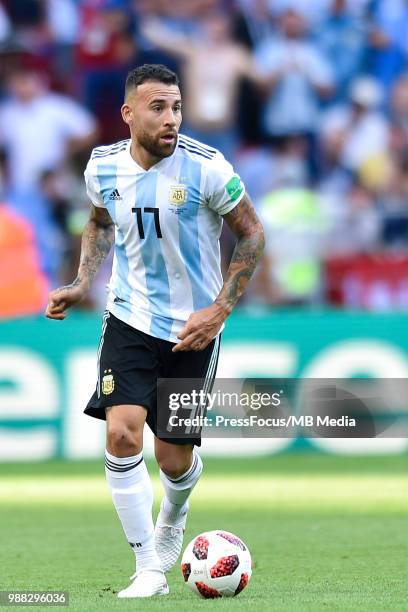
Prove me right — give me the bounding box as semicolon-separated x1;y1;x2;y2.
1;453;407;611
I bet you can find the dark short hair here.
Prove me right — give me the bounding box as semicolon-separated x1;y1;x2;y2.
125;64;179;98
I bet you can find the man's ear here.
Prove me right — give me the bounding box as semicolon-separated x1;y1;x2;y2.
121;103;132;126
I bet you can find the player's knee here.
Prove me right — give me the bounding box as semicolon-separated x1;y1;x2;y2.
157;452;193;479
107;424;142;456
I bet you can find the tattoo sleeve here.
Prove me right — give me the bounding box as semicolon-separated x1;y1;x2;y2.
216;194;265;315
74;205;115;290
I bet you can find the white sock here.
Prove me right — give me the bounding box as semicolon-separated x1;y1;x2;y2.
158;450;203;526
105;450;162;572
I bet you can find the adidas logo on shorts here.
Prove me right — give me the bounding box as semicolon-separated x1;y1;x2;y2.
109;189;122;200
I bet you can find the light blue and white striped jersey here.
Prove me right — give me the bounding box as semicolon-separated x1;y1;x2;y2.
84;134;245;342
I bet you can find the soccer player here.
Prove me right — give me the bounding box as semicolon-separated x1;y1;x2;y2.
45;64;264;598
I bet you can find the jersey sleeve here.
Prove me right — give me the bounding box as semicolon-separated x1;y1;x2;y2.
205;153;246;215
84;158;105;208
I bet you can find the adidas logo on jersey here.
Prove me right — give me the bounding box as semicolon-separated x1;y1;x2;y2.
109;189;122;200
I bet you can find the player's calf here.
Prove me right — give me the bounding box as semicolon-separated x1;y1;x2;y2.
155;450;203;572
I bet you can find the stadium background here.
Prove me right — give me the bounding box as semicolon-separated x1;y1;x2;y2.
0;1;407;610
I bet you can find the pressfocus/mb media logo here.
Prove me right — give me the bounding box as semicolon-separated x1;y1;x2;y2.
157;378;408;439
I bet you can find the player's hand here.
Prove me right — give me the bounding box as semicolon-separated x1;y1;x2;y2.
172;303;227;352
45;283;87;320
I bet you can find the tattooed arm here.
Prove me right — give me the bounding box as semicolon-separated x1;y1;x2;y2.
216;194;265;314
45;205;114;320
173;194;264;351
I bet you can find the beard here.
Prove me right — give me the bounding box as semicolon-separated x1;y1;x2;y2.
137;129;177;159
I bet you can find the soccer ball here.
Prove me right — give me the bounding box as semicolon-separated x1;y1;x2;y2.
181;530;252;598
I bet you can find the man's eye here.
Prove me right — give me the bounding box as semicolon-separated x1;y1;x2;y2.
174;106;182;112
152;106;162;111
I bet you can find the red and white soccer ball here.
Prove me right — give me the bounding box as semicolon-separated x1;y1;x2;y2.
181;530;252;598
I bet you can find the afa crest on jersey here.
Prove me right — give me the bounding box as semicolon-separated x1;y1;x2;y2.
169;185;188;205
102;370;115;395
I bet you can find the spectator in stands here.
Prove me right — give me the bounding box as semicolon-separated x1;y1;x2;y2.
141;10;260;159
77;0;136;141
378;156;408;248
45;0;79;84
233;0;275;49
0;2;11;43
369;0;408;90
320;76;390;174
316;0;367;102
236;139;308;203
232;0;275;143
5;172;68;285
324;178;381;255
0;63;98;191
2;0;50;55
252;185;329;305
0;200;49;317
389;73;408;154
254;7;335;139
151;0;219;23
0;62;97;284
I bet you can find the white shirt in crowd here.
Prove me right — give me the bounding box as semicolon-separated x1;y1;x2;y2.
0;92;96;190
320;106;390;171
255;37;334;135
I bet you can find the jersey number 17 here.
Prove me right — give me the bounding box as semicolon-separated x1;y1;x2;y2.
131;207;162;239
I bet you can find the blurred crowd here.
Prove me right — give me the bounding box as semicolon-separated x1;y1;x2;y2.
1;0;408;316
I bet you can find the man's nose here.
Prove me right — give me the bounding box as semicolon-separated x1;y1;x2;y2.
163;108;177;126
